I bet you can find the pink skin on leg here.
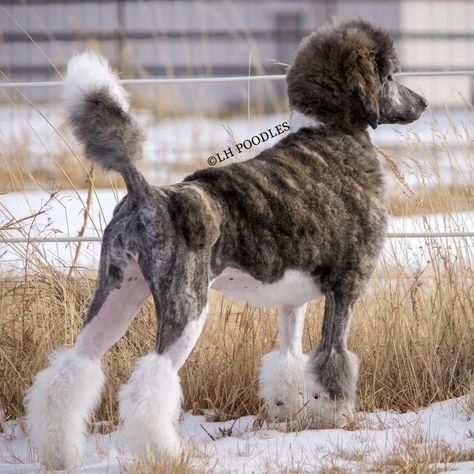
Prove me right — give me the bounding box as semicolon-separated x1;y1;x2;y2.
278;304;306;355
75;260;151;359
166;303;209;369
118;298;210;458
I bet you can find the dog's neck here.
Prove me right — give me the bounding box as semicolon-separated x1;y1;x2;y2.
289;109;323;132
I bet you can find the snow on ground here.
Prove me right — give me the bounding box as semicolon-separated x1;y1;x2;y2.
1;189;473;273
1;103;473;273
0;397;473;473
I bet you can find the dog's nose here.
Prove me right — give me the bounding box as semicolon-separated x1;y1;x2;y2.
419;96;428;109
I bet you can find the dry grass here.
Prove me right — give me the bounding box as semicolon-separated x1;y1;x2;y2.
388;183;474;216
469;378;474;413
370;432;474;473
2;82;474;218
124;451;208;474
0;138;126;192
0;240;472;425
1;7;472;472
3;139;473;216
1;100;474;427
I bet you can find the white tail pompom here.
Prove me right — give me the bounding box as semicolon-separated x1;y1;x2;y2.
64;51;129;114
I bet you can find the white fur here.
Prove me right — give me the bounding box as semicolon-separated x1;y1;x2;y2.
25;349;104;470
289;108;321;132
64;51;129;115
259;350;309;425
211;268;322;308
304;350;359;428
118;353;182;459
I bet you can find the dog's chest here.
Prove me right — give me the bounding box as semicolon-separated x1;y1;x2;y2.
210;267;322;307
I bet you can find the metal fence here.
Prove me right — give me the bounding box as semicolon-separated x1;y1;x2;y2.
1;69;474;90
1;68;474;246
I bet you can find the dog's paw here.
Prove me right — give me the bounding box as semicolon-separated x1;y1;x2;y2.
304;348;358;429
304;378;355;429
119;353;182;458
259;350;309;424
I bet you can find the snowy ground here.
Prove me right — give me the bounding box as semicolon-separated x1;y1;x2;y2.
1;188;473;273
1;104;471;157
1;397;473;473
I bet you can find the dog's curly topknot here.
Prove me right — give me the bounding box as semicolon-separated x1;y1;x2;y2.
287;19;397;131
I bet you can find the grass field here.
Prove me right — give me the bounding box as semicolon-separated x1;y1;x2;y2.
0;3;473;468
0;240;473;471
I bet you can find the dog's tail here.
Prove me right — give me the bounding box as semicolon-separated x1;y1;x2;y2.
64;52;149;205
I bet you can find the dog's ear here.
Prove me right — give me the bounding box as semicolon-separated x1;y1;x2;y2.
346;48;379;129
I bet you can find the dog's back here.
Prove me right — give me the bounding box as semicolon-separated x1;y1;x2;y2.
184;124;386;292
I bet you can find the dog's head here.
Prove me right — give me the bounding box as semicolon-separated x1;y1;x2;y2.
287;19;428;130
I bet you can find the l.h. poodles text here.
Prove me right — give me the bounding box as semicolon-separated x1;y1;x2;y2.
207;121;290;166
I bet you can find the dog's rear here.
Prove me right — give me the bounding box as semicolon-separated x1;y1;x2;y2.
26;54;157;470
64;52;149;206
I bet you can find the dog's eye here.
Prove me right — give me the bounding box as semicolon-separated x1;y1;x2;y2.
314;393;320;399
276;401;283;406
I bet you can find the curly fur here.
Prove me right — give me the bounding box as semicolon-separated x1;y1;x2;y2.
118;353;182;458
305;348;359;428
64;51;147;204
26;20;427;469
259;351;309;425
287;19;424;130
25;349;104;470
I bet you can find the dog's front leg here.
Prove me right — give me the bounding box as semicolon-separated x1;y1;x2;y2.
259;304;308;425
305;289;359;428
25;257;150;470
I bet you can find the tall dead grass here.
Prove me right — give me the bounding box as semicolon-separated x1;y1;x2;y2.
1;112;474;427
0;235;472;426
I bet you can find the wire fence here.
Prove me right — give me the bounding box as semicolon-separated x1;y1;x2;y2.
1;232;474;245
1;69;473;245
1;70;474;89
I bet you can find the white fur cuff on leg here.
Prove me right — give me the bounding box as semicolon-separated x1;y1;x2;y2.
25;349;104;470
118;352;182;459
259;350;309;423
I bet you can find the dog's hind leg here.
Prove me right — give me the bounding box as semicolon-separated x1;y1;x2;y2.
305;288;359;428
25;250;150;470
118;250;210;459
259;304;308;424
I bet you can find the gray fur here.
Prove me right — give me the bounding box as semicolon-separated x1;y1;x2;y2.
70;20;426;410
68;89;149;206
312;348;359;401
287;19;427;131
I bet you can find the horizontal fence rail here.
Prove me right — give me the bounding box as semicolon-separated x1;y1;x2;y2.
1;70;474;89
0;68;473;247
1;232;474;244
